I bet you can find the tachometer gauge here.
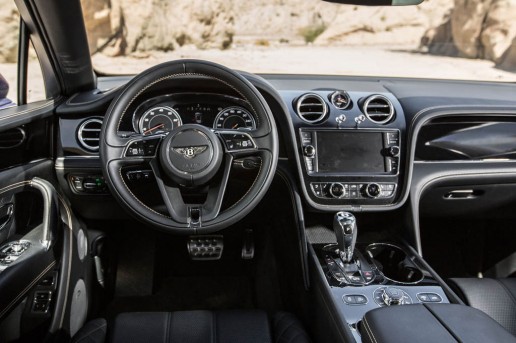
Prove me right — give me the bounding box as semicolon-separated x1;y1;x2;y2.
139;106;182;135
213;107;256;130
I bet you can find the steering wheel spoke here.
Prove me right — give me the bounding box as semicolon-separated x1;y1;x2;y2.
150;156;233;228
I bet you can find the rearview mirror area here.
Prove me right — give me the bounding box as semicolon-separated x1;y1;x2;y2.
323;0;423;6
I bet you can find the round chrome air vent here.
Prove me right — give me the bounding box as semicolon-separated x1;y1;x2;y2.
295;93;328;123
362;95;395;124
77;118;103;151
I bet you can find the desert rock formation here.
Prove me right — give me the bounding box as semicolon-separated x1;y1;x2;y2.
422;0;516;67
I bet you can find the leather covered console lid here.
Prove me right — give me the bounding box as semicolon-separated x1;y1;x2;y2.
361;303;516;343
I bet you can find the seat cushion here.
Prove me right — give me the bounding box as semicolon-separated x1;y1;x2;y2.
449;278;516;336
107;310;311;343
273;312;312;343
72;310;311;343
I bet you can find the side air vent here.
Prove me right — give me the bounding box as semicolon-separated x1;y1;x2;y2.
77;118;102;151
295;93;328;123
363;95;395;124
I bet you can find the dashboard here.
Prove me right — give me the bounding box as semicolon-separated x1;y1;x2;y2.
54;73;516;220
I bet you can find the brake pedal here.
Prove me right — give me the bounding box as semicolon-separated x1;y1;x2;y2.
187;235;223;260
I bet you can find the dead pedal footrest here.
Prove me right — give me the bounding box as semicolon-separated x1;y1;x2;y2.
187;235;223;260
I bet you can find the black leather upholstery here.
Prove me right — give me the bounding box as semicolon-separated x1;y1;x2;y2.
362;303;516;343
273;312;311;343
72;310;311;343
449;278;516;336
72;319;107;343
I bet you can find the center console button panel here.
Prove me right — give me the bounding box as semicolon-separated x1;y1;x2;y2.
311;182;396;199
374;287;413;307
298;127;402;207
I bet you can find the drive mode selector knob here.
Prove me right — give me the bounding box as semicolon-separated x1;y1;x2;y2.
304;145;315;157
329;183;346;198
382;287;405;306
364;183;381;198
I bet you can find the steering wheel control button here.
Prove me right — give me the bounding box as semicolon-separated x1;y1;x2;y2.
161;125;223;186
374;287;412;307
417;293;442;303
220;133;256;151
125;137;161;157
126;170;153;182
188;235;223;260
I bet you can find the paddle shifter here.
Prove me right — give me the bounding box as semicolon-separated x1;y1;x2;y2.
333;211;357;263
324;212;376;285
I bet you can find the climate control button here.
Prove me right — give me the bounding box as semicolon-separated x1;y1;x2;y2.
329;183;346;198
364;183;381;198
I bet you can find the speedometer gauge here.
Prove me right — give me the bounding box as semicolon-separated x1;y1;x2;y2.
213;107;256;130
139;106;182;135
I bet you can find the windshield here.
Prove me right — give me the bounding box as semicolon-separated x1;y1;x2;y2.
83;0;516;81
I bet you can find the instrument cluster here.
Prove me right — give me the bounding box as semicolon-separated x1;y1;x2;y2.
129;93;256;136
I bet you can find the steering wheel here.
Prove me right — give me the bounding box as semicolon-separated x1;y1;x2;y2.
100;60;278;234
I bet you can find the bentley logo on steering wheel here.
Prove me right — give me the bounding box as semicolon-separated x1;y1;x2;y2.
172;145;208;159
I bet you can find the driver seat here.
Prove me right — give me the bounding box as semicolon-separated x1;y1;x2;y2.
72;310;311;343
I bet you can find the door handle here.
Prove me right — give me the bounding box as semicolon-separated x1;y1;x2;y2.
444;189;483;199
0;203;13;231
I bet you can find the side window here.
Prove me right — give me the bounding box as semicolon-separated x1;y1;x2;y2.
0;4;47;111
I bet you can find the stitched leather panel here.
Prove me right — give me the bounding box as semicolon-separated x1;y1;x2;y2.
110;310;273;343
72;318;107;343
273;312;312;343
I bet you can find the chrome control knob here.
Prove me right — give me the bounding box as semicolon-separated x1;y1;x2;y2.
389;146;400;157
329;183;346;198
304;145;315;157
364;183;381;198
382;287;405;306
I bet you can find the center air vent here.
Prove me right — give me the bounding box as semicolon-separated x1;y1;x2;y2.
295;93;328;123
77;118;102;151
363;95;395;124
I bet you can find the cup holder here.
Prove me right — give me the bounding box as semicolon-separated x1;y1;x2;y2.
365;243;424;284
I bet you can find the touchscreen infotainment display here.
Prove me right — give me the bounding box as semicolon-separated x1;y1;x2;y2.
316;131;385;173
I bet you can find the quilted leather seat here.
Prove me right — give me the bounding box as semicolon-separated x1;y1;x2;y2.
72;310;311;343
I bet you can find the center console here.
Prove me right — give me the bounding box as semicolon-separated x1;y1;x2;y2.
300;129;400;205
309;212;455;342
286;90;407;211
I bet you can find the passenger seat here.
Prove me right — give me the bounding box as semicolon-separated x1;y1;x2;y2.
448;278;516;336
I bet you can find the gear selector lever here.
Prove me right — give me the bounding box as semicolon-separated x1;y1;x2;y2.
324;212;376;285
333;211;357;263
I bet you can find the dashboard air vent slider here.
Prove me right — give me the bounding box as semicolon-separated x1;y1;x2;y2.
78;118;102;151
363;95;395;124
295;93;328;123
